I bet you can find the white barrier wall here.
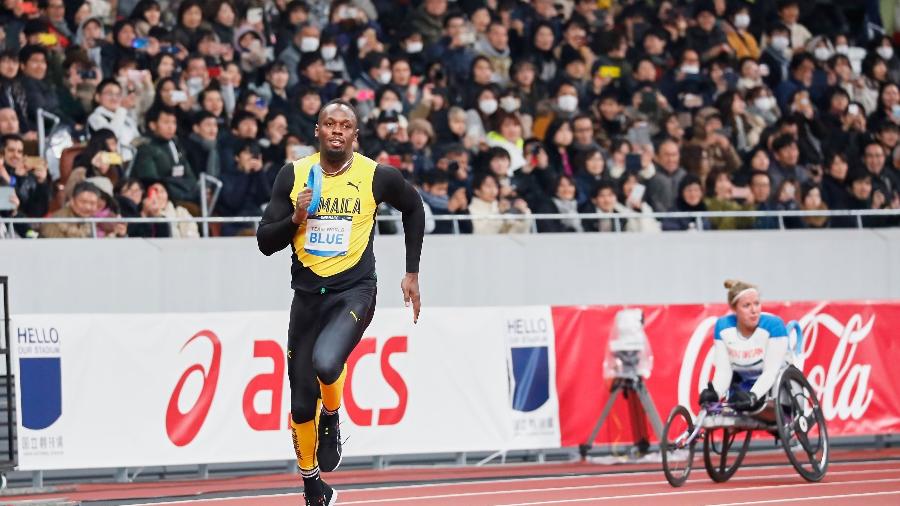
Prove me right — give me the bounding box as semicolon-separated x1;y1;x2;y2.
3;230;900;314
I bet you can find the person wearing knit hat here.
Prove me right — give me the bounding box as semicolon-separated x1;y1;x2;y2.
697;280;790;416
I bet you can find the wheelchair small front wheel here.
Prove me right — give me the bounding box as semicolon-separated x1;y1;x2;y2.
775;366;829;482
662;405;697;487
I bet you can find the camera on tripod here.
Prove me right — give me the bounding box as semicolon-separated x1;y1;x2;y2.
603;308;653;380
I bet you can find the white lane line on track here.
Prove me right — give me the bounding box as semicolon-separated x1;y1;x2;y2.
707;490;900;505
340;472;900;505
125;466;900;506
495;478;900;506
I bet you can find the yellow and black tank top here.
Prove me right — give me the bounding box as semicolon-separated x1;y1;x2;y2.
255;151;425;294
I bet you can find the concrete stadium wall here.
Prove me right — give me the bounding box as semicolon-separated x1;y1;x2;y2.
3;229;899;314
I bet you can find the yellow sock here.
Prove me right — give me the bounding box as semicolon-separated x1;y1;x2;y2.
289;399;321;472
319;364;347;413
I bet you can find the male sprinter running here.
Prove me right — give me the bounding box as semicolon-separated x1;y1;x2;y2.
257;99;424;505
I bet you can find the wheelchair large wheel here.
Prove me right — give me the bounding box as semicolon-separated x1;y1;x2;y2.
703;428;751;482
662;405;696;487
775;366;829;482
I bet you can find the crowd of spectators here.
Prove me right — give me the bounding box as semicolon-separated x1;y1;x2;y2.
1;0;900;238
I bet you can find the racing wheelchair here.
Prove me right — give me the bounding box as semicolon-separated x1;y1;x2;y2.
661;321;829;487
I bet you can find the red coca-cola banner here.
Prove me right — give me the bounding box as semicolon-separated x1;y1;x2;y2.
552;302;900;447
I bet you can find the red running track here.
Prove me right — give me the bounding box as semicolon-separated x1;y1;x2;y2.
4;449;900;505
132;459;900;506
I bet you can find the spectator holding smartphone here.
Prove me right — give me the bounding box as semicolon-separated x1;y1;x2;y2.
128;183;171;238
0;134;50;236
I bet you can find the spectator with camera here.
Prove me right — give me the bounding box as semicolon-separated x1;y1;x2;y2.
0;133;50;236
128;183;172;238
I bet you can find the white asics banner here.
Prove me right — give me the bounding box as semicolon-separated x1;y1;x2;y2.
12;308;561;470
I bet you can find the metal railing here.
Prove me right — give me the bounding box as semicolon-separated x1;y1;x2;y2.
1;209;898;239
36;108;61;160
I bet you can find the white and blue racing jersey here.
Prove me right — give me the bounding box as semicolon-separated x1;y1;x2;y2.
711;312;789;399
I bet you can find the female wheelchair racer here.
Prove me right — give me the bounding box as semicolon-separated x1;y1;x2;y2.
661;280;829;487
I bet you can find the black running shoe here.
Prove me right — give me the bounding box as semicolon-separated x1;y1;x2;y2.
317;411;343;472
303;475;337;505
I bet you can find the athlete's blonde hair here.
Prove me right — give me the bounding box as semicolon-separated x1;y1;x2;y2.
724;279;758;307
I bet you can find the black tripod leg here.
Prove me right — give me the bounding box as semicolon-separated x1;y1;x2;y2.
580;383;623;458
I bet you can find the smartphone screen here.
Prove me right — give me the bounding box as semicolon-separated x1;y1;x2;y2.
628;183;646;206
0;186;15;211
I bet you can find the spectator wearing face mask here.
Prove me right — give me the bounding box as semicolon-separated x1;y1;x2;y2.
746;86;781;127
725;5;760;60
319;33;350;82
279;22;321;88
760;24;792;90
465;85;500;145
776;0;811;51
390;30;427;77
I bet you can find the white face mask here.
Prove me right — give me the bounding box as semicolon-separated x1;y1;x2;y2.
754;96;774;111
734;14;750;29
377;70;392;84
321;45;337;60
557;95;578;113
835;44;849;55
814;47;832;61
771;36;790;51
681;64;700;75
479;99;498;115
386;102;403;113
406;41;423;54
500;96;520;112
878;46;895;60
300;37;319;53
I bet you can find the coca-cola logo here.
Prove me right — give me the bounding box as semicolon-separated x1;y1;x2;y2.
678;310;875;422
166;330;221;446
799;312;874;421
